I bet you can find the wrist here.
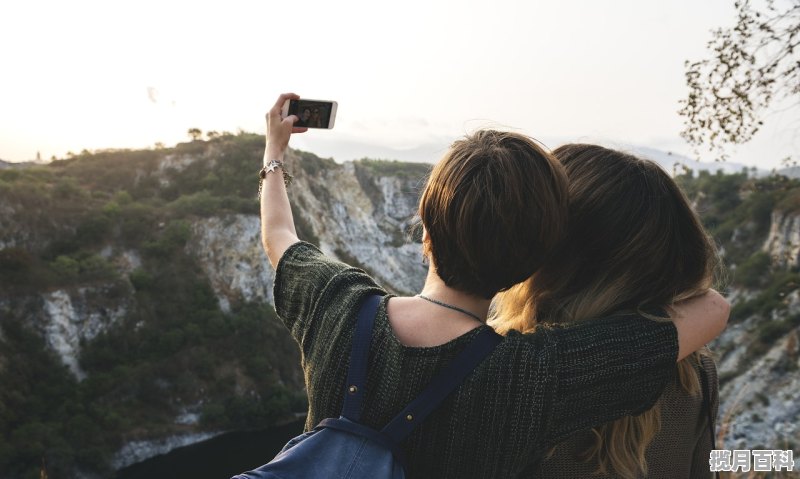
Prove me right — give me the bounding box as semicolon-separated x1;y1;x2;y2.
264;145;286;165
258;159;294;199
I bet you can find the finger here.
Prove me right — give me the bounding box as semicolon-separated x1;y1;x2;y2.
275;114;299;133
283;116;307;134
271;92;301;114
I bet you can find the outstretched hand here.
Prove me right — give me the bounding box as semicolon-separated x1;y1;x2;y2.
265;92;308;159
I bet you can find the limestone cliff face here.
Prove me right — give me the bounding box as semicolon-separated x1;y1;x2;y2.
189;215;274;313
19;151;427;383
0;285;132;380
184;156;428;322
712;207;800;451
285;158;426;295
713;290;800;450
763;210;800;267
40;288;130;379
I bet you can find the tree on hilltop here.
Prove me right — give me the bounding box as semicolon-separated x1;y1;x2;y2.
679;0;799;162
187;128;203;141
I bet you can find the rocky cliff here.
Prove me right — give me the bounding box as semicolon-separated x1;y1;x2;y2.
1;138;798;477
0;135;430;477
711;204;800;452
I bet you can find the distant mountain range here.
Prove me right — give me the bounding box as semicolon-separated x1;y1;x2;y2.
629;146;769;177
0;139;789;179
282;136;783;178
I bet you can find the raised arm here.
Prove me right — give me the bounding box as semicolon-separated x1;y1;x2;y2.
671;289;730;360
261;93;307;268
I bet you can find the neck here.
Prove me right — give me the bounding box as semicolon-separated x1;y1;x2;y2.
418;264;492;323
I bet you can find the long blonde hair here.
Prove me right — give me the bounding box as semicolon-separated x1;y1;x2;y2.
491;144;719;479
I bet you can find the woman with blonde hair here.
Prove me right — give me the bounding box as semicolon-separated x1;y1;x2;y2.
492;144;720;478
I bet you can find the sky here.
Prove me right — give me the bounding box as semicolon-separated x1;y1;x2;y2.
1;0;797;169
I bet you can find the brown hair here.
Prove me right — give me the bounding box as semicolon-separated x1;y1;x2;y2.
491;144;719;478
418;130;568;298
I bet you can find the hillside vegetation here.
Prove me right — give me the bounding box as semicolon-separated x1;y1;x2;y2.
1;134;799;477
0;134;314;478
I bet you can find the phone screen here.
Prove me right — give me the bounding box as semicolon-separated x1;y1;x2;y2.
288;99;334;128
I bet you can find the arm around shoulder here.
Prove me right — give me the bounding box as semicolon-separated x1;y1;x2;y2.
671;290;730;361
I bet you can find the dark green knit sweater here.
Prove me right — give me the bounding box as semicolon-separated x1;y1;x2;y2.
274;242;678;478
534;355;718;478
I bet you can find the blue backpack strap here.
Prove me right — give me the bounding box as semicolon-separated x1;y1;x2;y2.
381;327;502;443
318;417;408;470
340;294;383;421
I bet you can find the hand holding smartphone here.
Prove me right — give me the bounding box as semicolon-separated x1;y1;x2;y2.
281;98;338;129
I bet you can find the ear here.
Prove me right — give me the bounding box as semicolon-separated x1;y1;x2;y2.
421;226;432;263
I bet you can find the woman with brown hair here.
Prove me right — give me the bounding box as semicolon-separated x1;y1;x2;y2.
259;93;728;477
492;144;720;478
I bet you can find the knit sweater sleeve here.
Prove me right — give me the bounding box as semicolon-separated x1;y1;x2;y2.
541;314;679;446
272;241;385;353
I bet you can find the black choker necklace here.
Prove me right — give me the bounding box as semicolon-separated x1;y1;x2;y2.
416;294;483;322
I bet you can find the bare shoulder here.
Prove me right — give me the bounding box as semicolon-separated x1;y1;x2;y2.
386;297;483;348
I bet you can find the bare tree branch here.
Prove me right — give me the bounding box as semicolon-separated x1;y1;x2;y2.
679;0;800;163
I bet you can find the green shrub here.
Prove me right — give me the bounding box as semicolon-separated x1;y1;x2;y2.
730;272;800;321
0;247;34;273
78;255;117;281
296;150;337;176
200;402;226;426
51;255;80;279
169;191;220;216
777;188;800;213
76;216;112;245
143;220;191;258
102;200;121;216
119;203;159;244
129;268;154;291
113;190;133;205
747;313;800;360
735;252;771;287
355;158;431;179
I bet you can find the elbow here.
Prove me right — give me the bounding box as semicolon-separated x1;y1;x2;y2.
261;227;299;270
674;289;731;361
712;292;731;337
700;289;730;342
261;230;272;257
261;233;270;256
261;233;279;270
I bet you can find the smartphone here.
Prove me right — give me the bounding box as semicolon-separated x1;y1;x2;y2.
281;98;338;129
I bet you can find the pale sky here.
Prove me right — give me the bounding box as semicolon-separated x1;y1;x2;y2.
1;0;797;168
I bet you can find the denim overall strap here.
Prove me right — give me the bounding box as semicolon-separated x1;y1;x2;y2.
340;294;383;421
381;327;502;442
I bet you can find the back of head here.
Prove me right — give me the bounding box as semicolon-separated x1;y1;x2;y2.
495;143;716;327
492;144;718;479
419;130;568;299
